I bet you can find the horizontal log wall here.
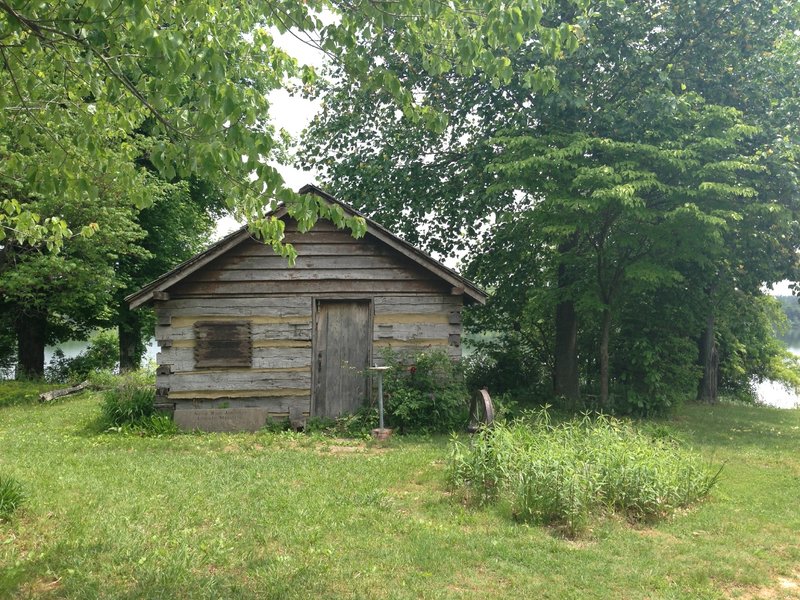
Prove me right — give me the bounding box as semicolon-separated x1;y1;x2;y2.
372;295;462;363
155;295;312;415
152;219;464;421
169;220;451;299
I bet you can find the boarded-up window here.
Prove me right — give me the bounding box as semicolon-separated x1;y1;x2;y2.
194;321;252;368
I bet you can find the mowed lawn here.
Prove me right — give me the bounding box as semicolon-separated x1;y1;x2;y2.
1;393;799;599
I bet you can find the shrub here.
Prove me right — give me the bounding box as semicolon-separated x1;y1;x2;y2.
101;377;156;427
0;474;25;521
462;331;552;406
448;410;721;536
381;349;468;434
46;330;120;383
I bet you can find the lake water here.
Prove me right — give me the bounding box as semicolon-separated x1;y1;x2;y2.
753;379;798;409
752;345;800;409
44;338;159;366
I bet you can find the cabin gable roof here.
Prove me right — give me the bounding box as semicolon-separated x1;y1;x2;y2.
126;184;487;309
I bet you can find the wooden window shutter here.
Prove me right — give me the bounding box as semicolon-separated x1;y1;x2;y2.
194;321;252;368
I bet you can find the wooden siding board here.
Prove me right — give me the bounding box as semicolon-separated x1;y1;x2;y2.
158;347;311;371
374;295;462;309
163;297;311;310
165;368;311;392
233;242;393;257
212;253;404;270
157;323;312;342
371;323;457;341
172;397;311;411
192;268;438;283
169;279;449;296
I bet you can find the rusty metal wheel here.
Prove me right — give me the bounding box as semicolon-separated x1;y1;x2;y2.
467;387;494;433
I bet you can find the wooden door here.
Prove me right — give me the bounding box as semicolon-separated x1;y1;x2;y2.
314;300;371;418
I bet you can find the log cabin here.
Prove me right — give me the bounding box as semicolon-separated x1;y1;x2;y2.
126;185;487;431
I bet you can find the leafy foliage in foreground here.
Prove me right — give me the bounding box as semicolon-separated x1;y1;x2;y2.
0;475;25;521
448;411;720;535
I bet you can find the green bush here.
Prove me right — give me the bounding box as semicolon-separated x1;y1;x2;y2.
463;333;551;404
382;349;468;434
46;330;120;383
0;474;25;521
448;410;721;536
101;378;156;427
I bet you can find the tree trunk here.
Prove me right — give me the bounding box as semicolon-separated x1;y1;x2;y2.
599;307;612;409
554;299;580;407
118;304;145;372
553;250;580;408
15;309;47;380
697;312;718;403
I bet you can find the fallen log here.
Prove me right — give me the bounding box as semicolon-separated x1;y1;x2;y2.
39;380;90;403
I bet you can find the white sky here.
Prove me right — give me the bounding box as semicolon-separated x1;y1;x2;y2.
214;28;326;238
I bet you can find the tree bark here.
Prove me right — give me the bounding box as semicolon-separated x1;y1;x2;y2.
15;308;47;380
697;311;718;403
554;298;580;407
599;307;612;409
118;304;145;372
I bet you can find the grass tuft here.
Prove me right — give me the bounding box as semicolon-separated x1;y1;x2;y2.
447;409;721;535
98;372;174;435
0;474;25;521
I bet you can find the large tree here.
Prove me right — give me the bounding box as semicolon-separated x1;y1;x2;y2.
301;0;800;409
0;0;590;377
0;0;587;253
0;173;148;378
114;177;224;372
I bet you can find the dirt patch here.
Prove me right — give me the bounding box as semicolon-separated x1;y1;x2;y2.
317;442;390;455
327;445;363;454
18;577;62;596
731;569;800;599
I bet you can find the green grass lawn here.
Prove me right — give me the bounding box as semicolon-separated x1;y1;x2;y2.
1;392;799;599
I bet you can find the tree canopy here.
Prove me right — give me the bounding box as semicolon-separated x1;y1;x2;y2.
0;0;588;255
301;0;800;410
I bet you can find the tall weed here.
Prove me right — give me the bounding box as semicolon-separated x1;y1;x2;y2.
100;373;156;423
0;475;25;521
448;410;720;535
